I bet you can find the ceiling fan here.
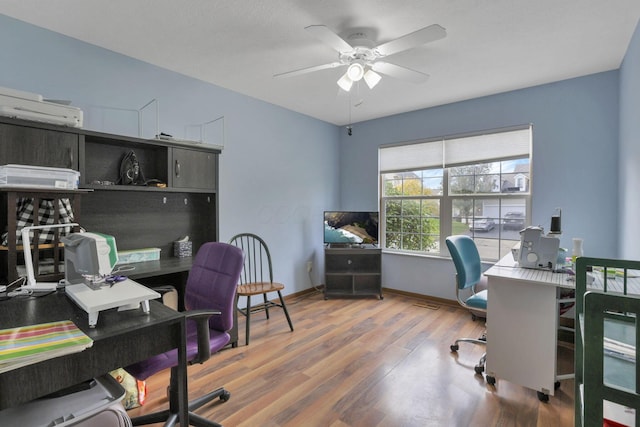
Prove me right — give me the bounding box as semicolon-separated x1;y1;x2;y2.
274;24;447;92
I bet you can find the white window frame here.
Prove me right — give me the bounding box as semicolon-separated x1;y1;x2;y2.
379;125;532;261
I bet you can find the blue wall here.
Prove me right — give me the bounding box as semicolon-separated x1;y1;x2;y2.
1;14;638;301
620;21;640;259
340;71;627;298
0;15;340;295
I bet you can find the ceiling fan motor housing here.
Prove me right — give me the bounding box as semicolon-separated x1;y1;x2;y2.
339;28;379;65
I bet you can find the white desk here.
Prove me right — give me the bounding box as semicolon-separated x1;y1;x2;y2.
484;253;573;400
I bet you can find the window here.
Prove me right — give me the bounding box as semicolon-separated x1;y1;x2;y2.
379;126;531;261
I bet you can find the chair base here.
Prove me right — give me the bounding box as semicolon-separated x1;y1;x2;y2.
131;386;230;427
450;338;487;375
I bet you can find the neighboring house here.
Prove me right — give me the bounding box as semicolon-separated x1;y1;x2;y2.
501;164;530;192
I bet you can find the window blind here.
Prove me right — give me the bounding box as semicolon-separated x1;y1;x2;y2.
379;126;531;173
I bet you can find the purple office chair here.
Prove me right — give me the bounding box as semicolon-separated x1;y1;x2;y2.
125;242;244;427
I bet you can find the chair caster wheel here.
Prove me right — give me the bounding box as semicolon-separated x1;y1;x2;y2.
471;313;477;321
474;365;484;375
486;375;496;385
537;391;549;402
220;390;231;402
555;381;561;390
450;344;459;352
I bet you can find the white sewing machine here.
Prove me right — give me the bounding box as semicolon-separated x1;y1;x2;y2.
517;226;560;270
61;232;160;327
62;232;118;285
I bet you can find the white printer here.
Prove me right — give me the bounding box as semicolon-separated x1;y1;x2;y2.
0;86;83;127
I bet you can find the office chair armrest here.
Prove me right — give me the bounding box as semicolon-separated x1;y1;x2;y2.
151;285;176;294
184;309;221;365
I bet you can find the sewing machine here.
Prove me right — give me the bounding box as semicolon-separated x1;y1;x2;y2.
517;226;560;270
61;232;160;327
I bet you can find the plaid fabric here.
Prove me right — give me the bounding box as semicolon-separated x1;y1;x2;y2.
1;198;75;246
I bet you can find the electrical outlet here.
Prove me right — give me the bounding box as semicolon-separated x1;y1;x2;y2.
306;261;313;273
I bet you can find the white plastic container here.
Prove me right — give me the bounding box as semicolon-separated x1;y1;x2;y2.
0;164;80;189
116;248;161;265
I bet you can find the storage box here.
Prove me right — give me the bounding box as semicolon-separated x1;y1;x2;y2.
0;164;80;189
173;240;192;258
0;374;125;426
116;248;161;265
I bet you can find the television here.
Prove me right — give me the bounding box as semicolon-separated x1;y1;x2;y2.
324;211;379;246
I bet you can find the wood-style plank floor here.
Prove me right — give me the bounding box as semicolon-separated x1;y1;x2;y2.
127;290;575;426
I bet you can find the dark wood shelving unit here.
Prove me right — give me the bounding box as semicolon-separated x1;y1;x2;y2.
0;115;234;342
0;188;89;284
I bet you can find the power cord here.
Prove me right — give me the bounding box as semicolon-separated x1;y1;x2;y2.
1;276;26;295
308;269;323;293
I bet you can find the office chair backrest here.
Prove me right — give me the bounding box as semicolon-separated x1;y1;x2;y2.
445;235;482;291
184;242;244;332
228;233;274;285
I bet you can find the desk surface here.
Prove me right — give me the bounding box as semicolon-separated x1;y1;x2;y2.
124;257;193;280
486;253;640;295
484;253;573;289
0;291;184;410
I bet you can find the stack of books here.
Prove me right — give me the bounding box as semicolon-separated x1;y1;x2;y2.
0;320;93;373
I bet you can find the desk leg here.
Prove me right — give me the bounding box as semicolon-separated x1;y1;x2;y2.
88;311;98;328
140;300;150;313
177;316;188;425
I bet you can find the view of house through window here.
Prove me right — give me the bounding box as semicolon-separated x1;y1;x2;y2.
379;126;532;262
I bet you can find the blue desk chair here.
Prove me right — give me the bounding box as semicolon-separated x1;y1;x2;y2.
445;235;488;376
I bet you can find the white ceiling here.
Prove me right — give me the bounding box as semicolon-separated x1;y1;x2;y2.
2;1;639;126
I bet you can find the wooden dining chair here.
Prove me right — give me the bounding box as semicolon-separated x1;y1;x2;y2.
228;233;294;345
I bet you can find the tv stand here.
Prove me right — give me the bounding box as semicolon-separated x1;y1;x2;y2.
324;247;382;299
326;243;378;249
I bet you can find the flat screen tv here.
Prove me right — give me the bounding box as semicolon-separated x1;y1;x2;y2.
324;211;379;245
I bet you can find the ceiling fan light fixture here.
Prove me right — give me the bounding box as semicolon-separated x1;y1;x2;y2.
337;72;354;91
346;63;365;81
363;69;382;89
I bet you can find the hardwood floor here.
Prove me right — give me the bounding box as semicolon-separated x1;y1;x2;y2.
127;290;575;426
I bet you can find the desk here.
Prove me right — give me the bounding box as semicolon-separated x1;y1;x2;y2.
0;291;188;424
484;253;573;399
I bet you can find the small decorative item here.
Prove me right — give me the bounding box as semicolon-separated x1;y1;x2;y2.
550;208;562;234
572;237;584;264
174;236;192;258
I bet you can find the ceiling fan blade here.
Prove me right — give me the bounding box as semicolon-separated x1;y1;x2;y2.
371;62;429;83
375;24;446;57
274;61;344;78
305;25;353;53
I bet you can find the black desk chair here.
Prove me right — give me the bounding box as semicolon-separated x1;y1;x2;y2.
125;242;244;427
445;235;488;376
228;233;294;345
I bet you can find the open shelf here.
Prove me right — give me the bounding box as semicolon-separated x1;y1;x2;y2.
324;247;382;299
